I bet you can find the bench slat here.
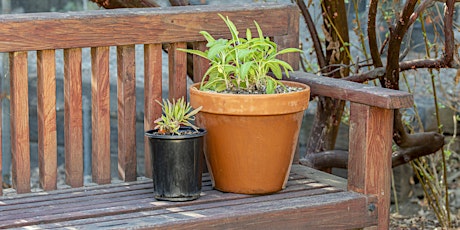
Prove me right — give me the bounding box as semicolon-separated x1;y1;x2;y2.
0;171;343;228
116;45;137;182
91;46;111;184
273;5;300;71
0;181;154;206
0;4;295;52
0;187;152;216
0;175;213;206
168;42;187;100
37;49;58;191
143;43;163;178
64;48;84;187
36;187;341;229
192;41;209;83
9;51;31;194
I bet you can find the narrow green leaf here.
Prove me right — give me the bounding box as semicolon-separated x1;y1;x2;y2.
207;42;227;60
266;78;275;94
177;49;208;60
267;62;282;79
240;61;254;80
246;28;252;40
199;31;215;44
275;48;302;56
254;20;264;39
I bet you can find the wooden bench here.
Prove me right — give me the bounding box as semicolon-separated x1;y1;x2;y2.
0;3;413;229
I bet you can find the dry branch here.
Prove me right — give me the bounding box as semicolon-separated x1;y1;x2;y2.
89;0;159;8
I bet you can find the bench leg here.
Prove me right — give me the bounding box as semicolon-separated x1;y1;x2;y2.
347;102;394;229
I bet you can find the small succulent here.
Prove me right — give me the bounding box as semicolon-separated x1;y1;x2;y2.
179;14;302;94
154;97;202;135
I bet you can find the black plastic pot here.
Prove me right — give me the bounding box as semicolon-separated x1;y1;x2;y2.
145;127;206;202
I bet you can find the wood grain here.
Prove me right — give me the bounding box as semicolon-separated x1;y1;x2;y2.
274;7;300;70
191;42;209;173
117;45;137;182
192;42;209;83
37;49;57;191
0;4;295;52
0;165;377;229
64;48;84;187
91;47;111;184
9;51;31;194
143;44;162;178
347;103;394;229
289;71;414;109
168;42;187;100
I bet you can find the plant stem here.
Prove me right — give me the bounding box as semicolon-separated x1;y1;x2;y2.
420;10;451;226
391;172;399;214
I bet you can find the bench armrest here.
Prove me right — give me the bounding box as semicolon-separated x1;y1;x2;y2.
289;71;413;109
288;71;414;229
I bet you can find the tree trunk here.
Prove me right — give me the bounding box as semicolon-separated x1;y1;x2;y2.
305;0;349;157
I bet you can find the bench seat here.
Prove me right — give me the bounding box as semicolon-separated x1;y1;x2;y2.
0;3;414;229
0;164;377;229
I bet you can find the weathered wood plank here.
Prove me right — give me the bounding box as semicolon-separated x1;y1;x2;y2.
0;180;153;206
35;191;374;230
117;45;137;182
1;184;340;228
143;43;163;178
0;165;373;229
0;174;306;208
168;42;187;100
37;49;58;191
273;6;300;70
91;47;111;184
64;48;84;187
290;164;347;190
0;4;296;52
9;51;31;194
0;189;154;218
192;42;209;83
347;103;394;230
289;71;414;109
0;172;314;210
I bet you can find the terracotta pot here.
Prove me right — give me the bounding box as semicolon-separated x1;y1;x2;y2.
189;81;310;194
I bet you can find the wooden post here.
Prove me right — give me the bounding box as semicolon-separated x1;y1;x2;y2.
192;42;209;83
91;47;111;184
168;42;187;100
9;51;30;194
273;6;300;71
64;48;84;187
117;45;137;182
143;44;162;178
37;50;57;191
348;102;394;229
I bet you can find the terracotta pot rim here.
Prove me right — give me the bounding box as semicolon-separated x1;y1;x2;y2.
190;80;310;115
189;80;310;98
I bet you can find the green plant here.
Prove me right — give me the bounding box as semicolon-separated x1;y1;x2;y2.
180;14;301;94
154;97;202;135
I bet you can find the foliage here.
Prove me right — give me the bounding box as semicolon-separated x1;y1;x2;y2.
154;97;202;135
180;14;301;94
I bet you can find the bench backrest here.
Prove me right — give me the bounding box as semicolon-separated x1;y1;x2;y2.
0;3;299;194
